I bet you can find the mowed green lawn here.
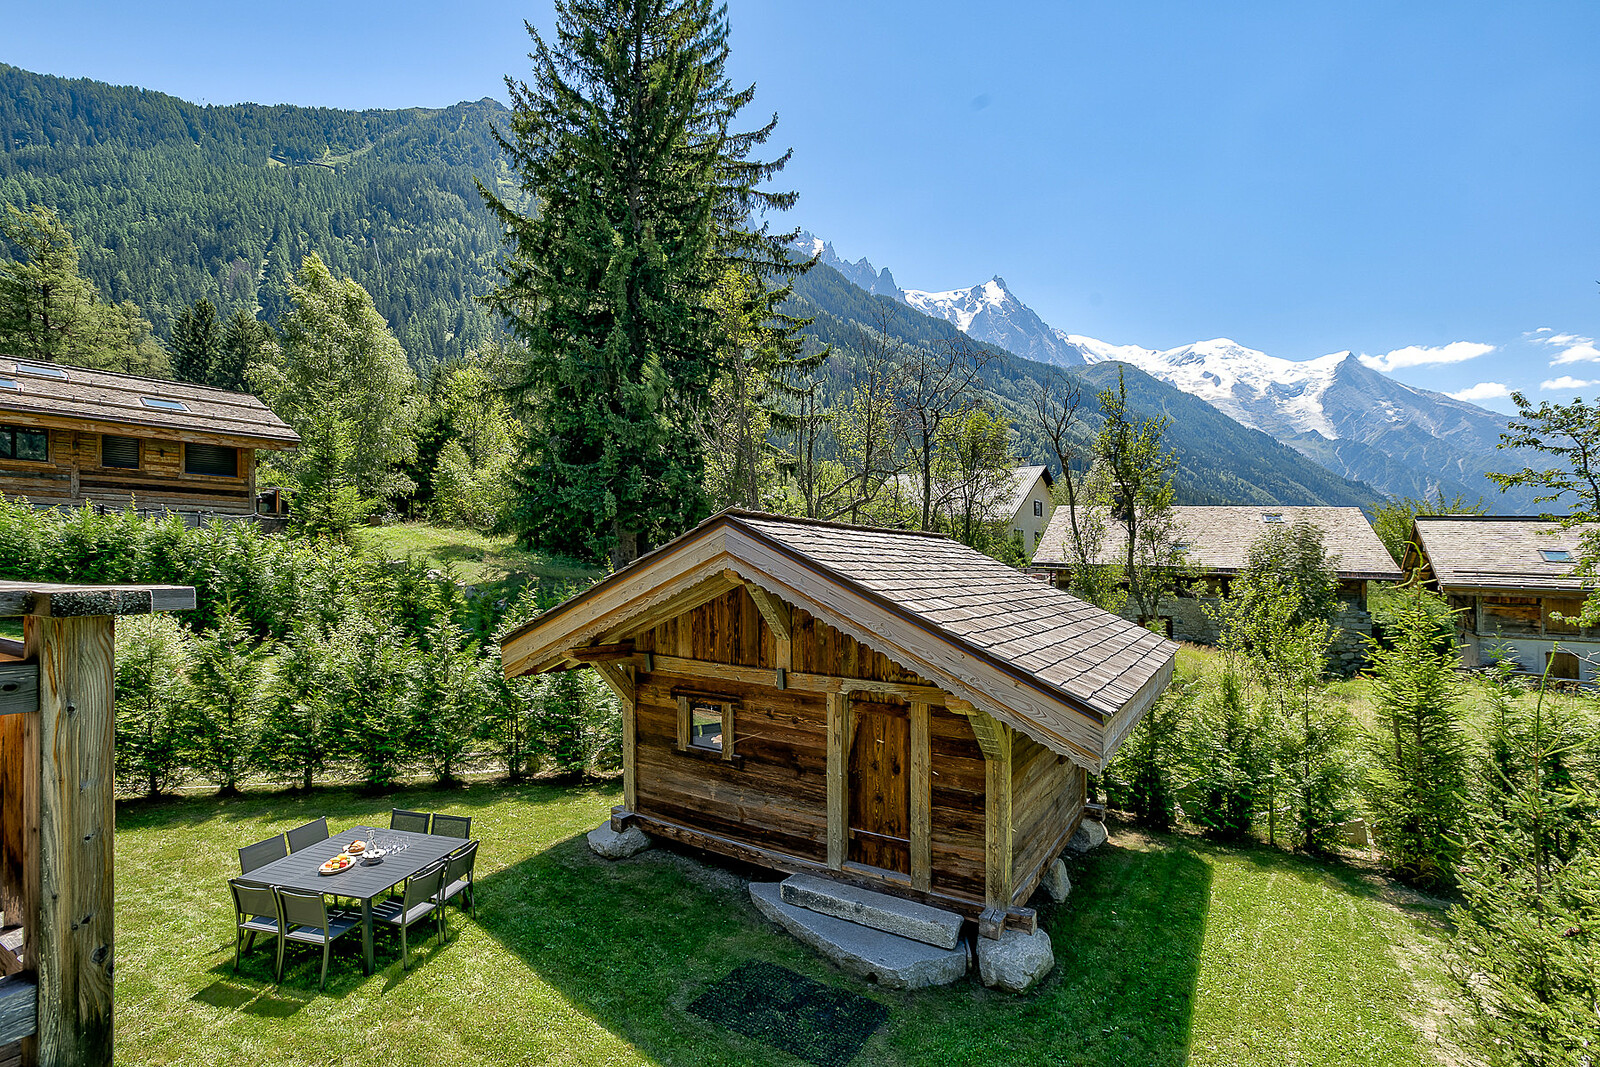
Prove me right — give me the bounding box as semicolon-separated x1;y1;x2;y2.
117;782;1457;1067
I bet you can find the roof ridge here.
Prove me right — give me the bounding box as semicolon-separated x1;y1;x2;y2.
724;508;954;541
0;357;263;401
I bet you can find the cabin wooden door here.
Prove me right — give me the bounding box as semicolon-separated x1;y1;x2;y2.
848;701;910;873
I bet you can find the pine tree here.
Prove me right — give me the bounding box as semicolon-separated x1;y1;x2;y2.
480;0;799;568
216;308;269;392
171;297;222;384
113;614;194;798
188;603;269;796
255;623;339;790
1363;585;1467;889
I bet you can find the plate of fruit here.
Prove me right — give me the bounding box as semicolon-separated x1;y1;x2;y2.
318;853;356;875
346;840;367;854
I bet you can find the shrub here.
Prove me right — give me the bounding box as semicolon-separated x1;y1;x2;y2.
1183;663;1268;840
255;623;341;790
1105;686;1186;830
113;614;194;798
188;602;270;795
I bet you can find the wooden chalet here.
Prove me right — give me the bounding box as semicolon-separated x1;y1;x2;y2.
501;510;1176;935
1405;516;1599;681
0;358;298;519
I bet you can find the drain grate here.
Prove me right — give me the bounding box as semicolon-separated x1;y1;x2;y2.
688;960;888;1067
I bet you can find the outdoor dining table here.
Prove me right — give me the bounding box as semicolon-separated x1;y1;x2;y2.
239;824;462;975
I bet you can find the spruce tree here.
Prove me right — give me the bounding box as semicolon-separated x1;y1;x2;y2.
1362;585;1467;889
481;0;799;568
171;297;222;384
216;308;269;392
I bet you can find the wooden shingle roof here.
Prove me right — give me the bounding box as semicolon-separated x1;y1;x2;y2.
1033;505;1400;580
501;510;1177;772
1409;516;1594;594
0;358;299;448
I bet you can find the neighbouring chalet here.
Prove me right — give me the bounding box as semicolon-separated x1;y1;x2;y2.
1031;505;1400;669
1405;516;1599;682
894;464;1056;551
0;358;299;520
501;510;1176;935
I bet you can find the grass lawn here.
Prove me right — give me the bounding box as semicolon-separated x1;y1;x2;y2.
118;782;1459;1067
353;522;600;595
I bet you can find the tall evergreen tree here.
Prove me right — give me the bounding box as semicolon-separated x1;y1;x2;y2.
480;0;799;568
216;309;270;393
171;297;222;384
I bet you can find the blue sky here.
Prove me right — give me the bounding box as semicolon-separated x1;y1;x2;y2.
6;1;1599;413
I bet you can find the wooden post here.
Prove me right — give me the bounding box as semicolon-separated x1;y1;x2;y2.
28;614;116;1067
909;702;932;892
593;665;637;812
826;692;851;870
969;710;1014;936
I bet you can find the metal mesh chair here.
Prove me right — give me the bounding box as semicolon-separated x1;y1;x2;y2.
286;817;329;853
274;888;358;989
229;879;282;974
373;860;445;968
430;813;471;839
439;840;479;923
390;808;431;833
238;835;287;875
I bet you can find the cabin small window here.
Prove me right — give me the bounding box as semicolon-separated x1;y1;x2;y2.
184;443;237;477
101;435;141;469
141;396;188;412
677;695;735;761
1033;499;1044;517
1540;549;1573;563
0;425;49;462
15;362;65;380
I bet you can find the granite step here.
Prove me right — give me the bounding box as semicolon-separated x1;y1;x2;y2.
778;873;964;950
750;882;969;990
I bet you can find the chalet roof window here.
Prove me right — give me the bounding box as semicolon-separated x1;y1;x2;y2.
1262;512;1284;523
0;378;18;392
0;425;49;462
15;362;66;380
140;397;188;412
1173;542;1191;552
1540;549;1573;563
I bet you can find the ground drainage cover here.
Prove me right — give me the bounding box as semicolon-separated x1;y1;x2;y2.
688;960;887;1066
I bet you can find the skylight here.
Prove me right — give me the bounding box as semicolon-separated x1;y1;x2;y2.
15;362;65;380
1540;549;1573;563
0;378;17;392
140;397;188;412
1262;513;1284;523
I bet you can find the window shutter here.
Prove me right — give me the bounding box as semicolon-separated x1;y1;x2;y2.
102;435;141;469
184;443;237;477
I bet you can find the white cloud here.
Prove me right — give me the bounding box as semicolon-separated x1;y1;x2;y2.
1358;340;1496;373
1536;327;1554;333
1542;332;1590;347
1551;340;1600;365
1448;382;1512;402
1541;375;1600;392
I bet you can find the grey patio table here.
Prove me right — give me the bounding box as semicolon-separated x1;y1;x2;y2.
238;824;461;975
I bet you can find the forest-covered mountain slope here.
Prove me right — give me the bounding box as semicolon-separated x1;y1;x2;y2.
788;263;1385;508
0;63;510;365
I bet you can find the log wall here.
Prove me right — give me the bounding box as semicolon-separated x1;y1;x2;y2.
627;585;1078;908
0;427;255;514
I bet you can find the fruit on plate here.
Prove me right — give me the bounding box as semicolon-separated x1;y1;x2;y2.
347;840;367;853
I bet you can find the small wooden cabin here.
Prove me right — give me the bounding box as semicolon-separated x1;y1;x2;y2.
0;358;299;519
502;510;1176;935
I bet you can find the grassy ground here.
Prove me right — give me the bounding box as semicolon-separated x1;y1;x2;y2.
118;782;1459;1067
354;523;599;589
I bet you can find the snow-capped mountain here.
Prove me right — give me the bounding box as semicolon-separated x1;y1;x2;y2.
794;232;1535;508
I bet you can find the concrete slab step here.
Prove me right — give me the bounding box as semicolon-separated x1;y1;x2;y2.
750;883;969;990
779;874;964;950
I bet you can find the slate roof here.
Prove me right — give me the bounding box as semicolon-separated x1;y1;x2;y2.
737;512;1172;722
0;358;299;447
1411;516;1595;593
1032;505;1400;580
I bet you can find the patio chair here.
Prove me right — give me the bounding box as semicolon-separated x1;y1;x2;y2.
274;888;359;990
430;813;471;839
229;879;283;974
439;839;479;923
285;817;329;853
390;808;431;833
373;860;446;969
238;834;287;875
